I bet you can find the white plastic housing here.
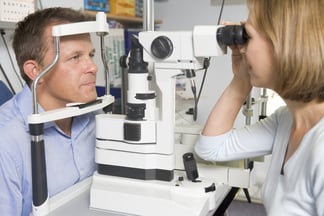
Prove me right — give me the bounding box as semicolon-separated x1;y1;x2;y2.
193;25;227;57
52;12;108;36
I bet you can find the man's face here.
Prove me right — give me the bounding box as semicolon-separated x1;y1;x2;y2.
39;26;98;109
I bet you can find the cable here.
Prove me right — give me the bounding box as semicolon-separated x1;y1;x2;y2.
185;69;198;120
38;0;43;10
193;86;198;121
0;64;16;94
190;0;226;120
197;57;210;104
217;0;226;25
0;30;23;87
197;0;225;103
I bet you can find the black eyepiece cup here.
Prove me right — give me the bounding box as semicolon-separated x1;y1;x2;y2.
216;25;248;46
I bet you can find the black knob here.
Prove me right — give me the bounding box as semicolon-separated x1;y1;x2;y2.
151;36;173;59
119;55;128;68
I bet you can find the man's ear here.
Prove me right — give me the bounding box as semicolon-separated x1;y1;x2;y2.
23;60;41;81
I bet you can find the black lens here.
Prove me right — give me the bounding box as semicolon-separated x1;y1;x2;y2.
216;25;248;46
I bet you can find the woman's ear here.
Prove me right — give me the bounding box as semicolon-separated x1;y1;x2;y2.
23;60;41;81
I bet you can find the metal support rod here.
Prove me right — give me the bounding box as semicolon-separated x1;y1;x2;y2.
31;36;60;114
242;93;253;171
30;36;60;216
143;0;154;31
121;66;128;114
99;34;110;95
244;93;253;126
259;88;268;120
242;92;254;203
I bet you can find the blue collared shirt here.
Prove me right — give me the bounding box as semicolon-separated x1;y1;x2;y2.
0;85;97;216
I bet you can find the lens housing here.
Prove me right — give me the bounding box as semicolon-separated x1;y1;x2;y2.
217;25;248;46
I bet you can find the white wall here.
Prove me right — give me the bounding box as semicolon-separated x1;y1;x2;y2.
154;0;247;30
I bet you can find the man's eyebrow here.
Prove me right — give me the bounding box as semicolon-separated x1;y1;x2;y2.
65;48;96;55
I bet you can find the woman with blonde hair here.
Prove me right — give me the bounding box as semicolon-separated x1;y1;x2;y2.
195;0;324;214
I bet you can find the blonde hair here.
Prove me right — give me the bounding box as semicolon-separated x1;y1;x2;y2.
247;0;324;102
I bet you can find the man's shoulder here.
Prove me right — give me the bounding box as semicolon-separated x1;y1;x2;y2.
0;115;30;164
0;86;32;125
0;99;22;127
0;98;28;143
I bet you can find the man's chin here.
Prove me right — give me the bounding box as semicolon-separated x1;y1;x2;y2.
81;91;98;103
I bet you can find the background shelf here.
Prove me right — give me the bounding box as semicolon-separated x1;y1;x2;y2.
84;10;162;27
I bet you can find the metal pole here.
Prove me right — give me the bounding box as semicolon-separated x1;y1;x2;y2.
99;34;110;95
31;36;60;114
143;0;154;31
259;88;268;120
243;93;253;170
244;93;253;126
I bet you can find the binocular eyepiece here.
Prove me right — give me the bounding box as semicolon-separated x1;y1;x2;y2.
217;25;248;46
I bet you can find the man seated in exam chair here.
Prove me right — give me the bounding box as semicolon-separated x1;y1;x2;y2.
0;8;102;216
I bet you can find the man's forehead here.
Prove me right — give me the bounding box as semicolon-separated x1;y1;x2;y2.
60;33;92;42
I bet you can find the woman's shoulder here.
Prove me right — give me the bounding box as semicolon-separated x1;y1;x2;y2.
265;105;290;124
273;105;289;116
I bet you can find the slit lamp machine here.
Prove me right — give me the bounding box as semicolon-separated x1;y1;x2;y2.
90;25;248;216
28;11;250;216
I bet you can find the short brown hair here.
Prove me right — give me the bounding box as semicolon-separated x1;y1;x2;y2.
247;0;324;102
12;7;93;84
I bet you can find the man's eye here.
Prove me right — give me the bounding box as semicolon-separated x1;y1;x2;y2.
71;55;80;60
90;53;95;58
